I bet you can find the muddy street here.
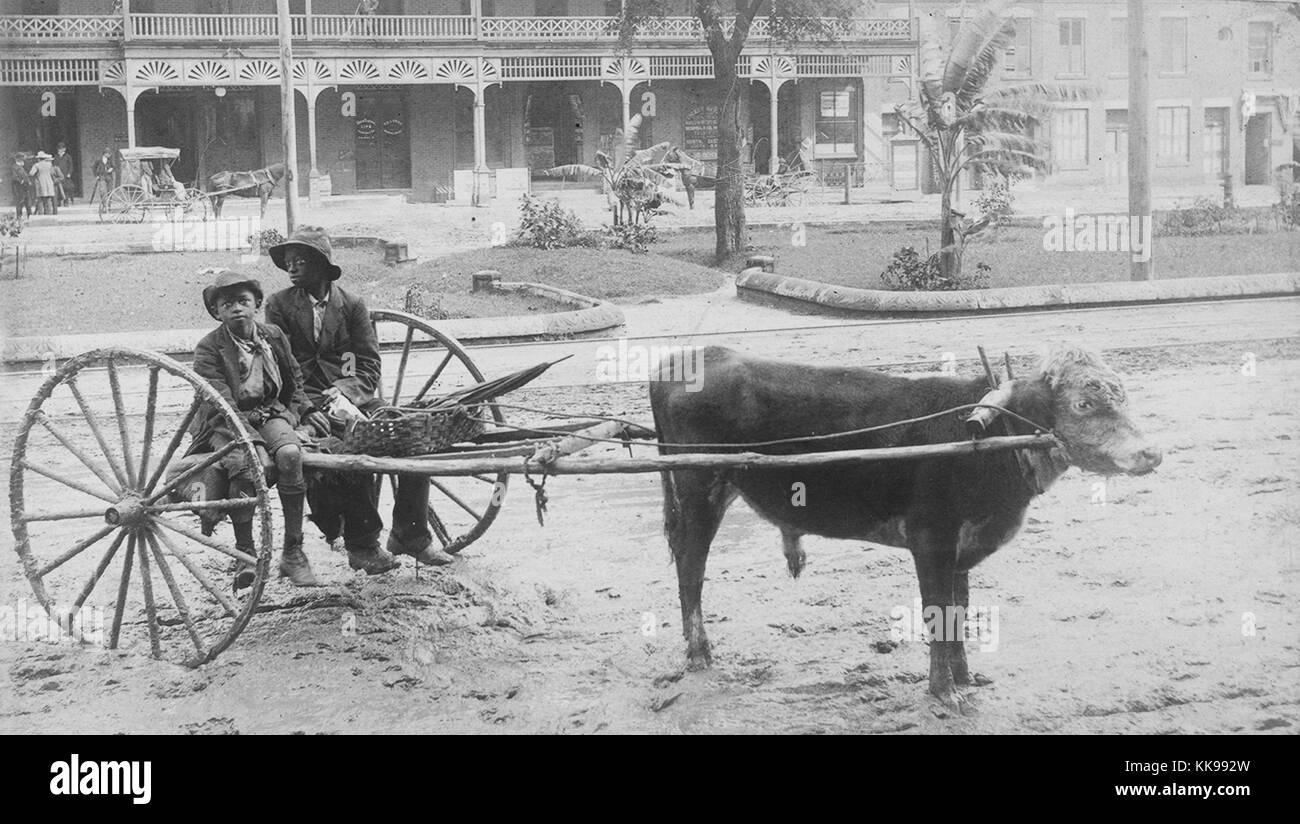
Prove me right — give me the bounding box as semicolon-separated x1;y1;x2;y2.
3;331;1297;734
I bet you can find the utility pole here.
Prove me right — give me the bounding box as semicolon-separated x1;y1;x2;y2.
1128;0;1151;280
277;0;299;234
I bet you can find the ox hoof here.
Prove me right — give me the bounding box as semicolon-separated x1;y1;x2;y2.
685;653;713;672
930;687;976;716
956;671;994;687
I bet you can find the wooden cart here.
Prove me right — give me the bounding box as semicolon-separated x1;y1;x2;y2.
9;312;1053;666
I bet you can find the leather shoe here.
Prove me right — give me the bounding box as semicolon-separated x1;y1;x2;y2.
387;533;454;567
278;544;319;587
346;542;401;575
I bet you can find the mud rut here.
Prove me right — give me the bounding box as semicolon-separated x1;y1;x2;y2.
2;341;1297;734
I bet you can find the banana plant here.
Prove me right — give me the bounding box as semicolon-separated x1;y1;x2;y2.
545;114;690;226
894;0;1095;280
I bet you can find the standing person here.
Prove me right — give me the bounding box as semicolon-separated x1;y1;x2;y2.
54;143;74;206
28;151;57;215
265;227;455;574
188;270;320;588
9;153;34;220
90;147;114;205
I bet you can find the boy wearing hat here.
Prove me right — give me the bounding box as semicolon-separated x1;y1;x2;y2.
28;151;58;215
189;270;320;588
265;227;452;574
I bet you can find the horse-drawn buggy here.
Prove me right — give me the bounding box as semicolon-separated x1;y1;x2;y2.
97;147;209;224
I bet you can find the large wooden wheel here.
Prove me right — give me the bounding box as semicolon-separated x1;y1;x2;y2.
369;310;507;554
9;348;272;667
181;187;209;222
98;185;148;224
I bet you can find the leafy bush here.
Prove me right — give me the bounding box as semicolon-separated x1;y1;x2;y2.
403;283;449;321
516;193;587;249
1;216;23;238
880;245;989;291
604;221;659;253
248;227;285;252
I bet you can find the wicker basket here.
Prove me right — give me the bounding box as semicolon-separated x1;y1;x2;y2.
339;403;485;458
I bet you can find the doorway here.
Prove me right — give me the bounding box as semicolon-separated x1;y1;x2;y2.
136;94;199;185
1244;113;1271;185
1203;108;1229;180
354;90;411;190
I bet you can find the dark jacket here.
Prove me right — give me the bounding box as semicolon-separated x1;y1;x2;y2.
186;321;312;454
265;284;382;408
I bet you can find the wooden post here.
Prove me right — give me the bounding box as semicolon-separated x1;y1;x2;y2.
277;0;299;234
1128;0;1151;281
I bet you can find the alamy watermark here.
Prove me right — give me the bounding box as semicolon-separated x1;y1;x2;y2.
0;598;105;647
151;215;261;253
1042;209;1152;263
889;598;1000;652
594;340;706;392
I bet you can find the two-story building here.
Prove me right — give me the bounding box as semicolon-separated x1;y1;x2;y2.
1;1;1295;209
0;0;919;206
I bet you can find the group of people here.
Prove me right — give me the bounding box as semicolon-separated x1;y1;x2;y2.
8;143;77;218
186;226;454;589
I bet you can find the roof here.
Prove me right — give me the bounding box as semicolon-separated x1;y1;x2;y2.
117;147;181;161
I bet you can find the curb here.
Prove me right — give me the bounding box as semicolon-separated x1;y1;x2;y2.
1;280;625;365
734;268;1300;315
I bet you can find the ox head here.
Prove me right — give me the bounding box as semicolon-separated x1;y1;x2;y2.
1035;348;1162;476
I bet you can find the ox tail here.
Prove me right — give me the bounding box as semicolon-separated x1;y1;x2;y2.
649;392;680;563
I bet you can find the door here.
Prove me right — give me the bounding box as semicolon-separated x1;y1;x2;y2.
1203;108;1228;179
1244;113;1270;185
136;94;198;185
1104;110;1128;186
354;91;411;190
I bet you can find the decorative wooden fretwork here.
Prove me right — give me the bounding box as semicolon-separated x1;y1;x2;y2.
433;57;476;85
499;55;602;80
237;59;280;82
100;59;126;84
134;59;180;84
292;59;333;84
647;55;714;78
338;59;381;83
0;58;99;84
0;15;122;39
387;59;430;82
186;59;233;84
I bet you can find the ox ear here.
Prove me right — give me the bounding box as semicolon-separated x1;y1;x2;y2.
1036;347;1106;390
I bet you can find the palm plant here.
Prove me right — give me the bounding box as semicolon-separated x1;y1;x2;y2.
545;114;689;226
894;0;1094;279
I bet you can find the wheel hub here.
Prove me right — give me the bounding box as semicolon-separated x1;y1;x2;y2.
104;495;147;527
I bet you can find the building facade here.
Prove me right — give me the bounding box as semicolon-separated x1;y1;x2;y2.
0;0;1295;208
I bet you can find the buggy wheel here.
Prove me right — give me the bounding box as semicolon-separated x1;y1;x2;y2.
368;309;507;555
99;185;147;224
10;348;272;667
182;187;209;222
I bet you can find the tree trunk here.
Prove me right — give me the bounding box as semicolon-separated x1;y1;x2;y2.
938;192;959;281
714;68;747;259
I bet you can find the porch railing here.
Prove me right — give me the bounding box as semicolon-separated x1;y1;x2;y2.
0;12;913;44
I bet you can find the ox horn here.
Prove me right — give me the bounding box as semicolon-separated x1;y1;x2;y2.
965;382;1017;436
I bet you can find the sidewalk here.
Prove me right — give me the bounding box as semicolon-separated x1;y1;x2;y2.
10;182;1280;260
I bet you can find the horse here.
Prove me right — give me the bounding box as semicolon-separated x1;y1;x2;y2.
206;162;285;219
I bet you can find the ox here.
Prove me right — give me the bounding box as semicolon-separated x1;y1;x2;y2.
206;162;285;219
649;346;1161;707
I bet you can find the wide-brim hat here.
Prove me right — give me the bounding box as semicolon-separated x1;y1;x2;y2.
268;226;342;282
202;269;264;320
34;151;52;160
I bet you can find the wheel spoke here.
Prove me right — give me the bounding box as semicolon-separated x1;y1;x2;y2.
150;525;239;617
70;528;129;615
153;515;257;566
143;395;201;494
135;532;163;658
146;497;257;515
35;411;122;496
21;507;107;522
429;479;483;521
144;529;206;659
108;532;136;650
144;441;238;505
391;326;415;407
137;366;160;488
412;351;454;403
20;458;117;503
65;376;131;490
106;359;138;486
36;523;118;578
470;474;497;484
426;503;451;546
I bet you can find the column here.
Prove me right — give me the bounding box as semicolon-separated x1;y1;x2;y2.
621;83;633;162
472;92;489;206
126;89;138;148
768;82;780;174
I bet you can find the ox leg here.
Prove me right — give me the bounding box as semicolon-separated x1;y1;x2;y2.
259;189;268;220
212;197;222;220
910;530;963;706
950;570;971;686
781;529;805;578
663;469;729;670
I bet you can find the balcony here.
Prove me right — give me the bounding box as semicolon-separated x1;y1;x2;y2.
0;12;914;45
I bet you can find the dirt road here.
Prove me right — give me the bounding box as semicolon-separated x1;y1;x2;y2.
2;318;1297;733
